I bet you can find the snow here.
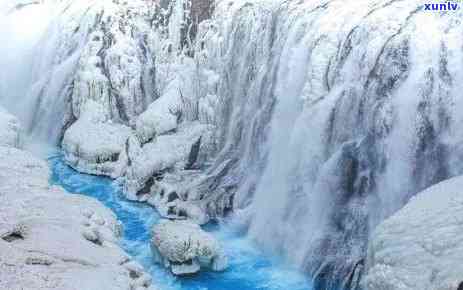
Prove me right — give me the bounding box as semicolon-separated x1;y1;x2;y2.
62;100;132;177
0;107;157;290
363;175;463;290
151;220;228;275
0;106;22;148
0;148;156;290
135;80;182;144
124;122;214;198
147;180;209;225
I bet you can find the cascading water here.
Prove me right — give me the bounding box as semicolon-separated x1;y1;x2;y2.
0;1;52;134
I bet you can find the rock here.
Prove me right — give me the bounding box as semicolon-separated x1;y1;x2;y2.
363;176;463;290
124;122;213;198
124;261;145;279
150;220;227;275
82;228;102;245
171;259;201;276
62;100;132;178
82;209;95;219
135;80;182;144
147;186;209;225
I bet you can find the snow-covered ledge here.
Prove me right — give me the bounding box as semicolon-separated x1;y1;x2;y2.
151;220;228;275
62;100;131;178
363;176;463;290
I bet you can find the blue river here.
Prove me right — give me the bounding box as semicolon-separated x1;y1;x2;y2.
48;154;312;290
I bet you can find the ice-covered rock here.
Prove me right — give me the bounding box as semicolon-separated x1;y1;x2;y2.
0;106;22;148
150;220;227;275
363;175;463;290
135;79;183;144
145;177;209;224
0;145;156;290
124;122;214;199
62;100;132;177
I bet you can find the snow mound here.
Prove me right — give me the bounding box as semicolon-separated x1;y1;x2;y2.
151;220;227;275
62;100;131;177
0;106;22;148
0;145;156;290
363;176;463;290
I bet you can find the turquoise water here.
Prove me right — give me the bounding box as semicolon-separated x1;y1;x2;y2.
49;154;313;290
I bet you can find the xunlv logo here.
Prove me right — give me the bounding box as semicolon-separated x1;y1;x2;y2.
424;2;460;10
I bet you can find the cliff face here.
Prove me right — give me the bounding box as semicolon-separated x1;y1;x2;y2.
6;1;463;289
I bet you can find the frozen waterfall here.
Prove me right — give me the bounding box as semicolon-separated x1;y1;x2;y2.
2;0;463;290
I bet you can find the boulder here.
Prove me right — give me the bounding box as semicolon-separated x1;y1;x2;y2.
150;220;227;275
62;100;131;177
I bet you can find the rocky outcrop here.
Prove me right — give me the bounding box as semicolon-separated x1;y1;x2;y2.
363;175;463;290
124;122;214;199
150;220;227;275
62;100;132;177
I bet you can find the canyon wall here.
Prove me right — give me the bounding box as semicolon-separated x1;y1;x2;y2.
3;1;463;289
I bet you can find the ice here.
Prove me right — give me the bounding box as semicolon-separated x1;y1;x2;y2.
62;100;132;177
363;175;463;290
150;219;228;275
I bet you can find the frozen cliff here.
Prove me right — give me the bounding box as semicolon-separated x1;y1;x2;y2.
4;0;463;289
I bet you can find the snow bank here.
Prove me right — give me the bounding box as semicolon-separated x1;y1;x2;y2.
0;145;156;290
363;176;463;290
0;106;22;148
151;220;227;275
62;100;131;177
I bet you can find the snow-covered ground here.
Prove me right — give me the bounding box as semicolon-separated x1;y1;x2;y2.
363;176;463;290
0;107;156;290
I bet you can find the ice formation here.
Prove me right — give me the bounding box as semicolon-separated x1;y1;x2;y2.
151;220;227;275
363;176;463;290
2;0;463;289
62;100;132;177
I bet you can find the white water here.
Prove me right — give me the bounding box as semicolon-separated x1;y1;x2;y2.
0;2;50;120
